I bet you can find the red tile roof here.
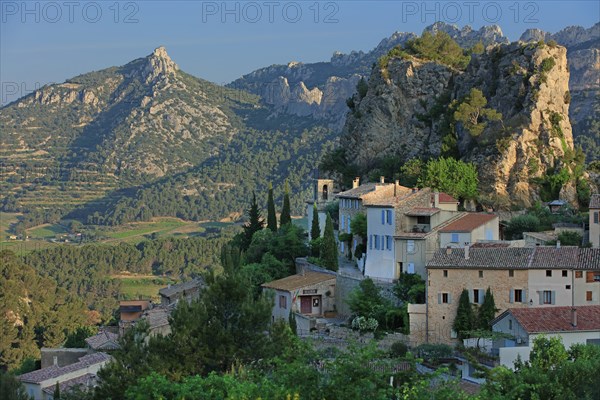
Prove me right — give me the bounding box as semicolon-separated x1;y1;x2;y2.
438;193;458;203
438;213;497;233
505;306;600;333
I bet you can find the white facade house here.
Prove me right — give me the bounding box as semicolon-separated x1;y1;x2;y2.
19;353;111;400
438;213;499;248
491;306;600;369
589;194;600;248
364;205;396;280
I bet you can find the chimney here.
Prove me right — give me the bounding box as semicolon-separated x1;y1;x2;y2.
53;356;58;366
556;240;561;249
571;307;577;327
380;176;385;184
464;245;470;260
394;180;399;197
412;187;417;193
353;177;360;189
434;191;440;208
446;246;452;255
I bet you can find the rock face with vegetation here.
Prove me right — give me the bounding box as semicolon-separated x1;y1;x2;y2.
342;36;579;208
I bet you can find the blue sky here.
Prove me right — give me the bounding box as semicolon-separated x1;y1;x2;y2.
1;1;598;104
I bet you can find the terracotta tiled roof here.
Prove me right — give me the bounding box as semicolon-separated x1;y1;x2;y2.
159;278;205;298
262;271;335;292
470;242;511;248
85;331;119;350
336;183;381;199
428;247;534;269
438;213;497;233
41;373;97;395
590;194;600;209
437;193;458;203
577;248;600;269
19;353;111;384
529;246;579;268
404;207;440;217
428;247;600;270
503;306;600;333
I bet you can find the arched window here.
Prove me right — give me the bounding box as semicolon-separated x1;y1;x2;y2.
322;184;328;201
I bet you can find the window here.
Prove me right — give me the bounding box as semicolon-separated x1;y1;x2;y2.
443;270;448;278
594;211;599;224
562;270;568;277
587;271;600;282
473;289;482;304
407;263;415;274
440;293;450;304
407;240;415;253
587;291;593;301
381;210;385;225
576;271;583;278
386;235;392;251
543;290;553;304
509;270;514;277
451;233;459;243
340;215;345;230
479;271;484;278
369;235;373;250
508;319;512;330
565;285;571;290
374;235;380;250
279;295;287;309
386;210;393;225
514;289;523;303
546;270;552;277
322;185;328;200
347;217;351;233
417;216;430;225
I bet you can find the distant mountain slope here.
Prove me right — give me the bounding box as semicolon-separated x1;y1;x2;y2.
0;47;261;212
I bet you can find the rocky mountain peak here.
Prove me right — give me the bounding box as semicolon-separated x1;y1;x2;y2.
423;22;508;47
142;46;179;83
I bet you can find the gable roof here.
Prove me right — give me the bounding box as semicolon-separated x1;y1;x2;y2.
590;194;600;209
19;353;111;384
41;373;97;395
494;306;600;333
262;271;335;292
85;331;119;351
404;207;440;217
336;183;382;199
437;193;458;203
438;213;497;233
428;246;600;270
159;278;205;298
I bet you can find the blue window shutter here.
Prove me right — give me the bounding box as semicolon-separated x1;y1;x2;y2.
538;291;543;305
369;236;372;250
448;294;453;304
509;289;514;303
551;291;556;305
381;210;385;225
524;289;528;304
438;293;442;304
479;290;484;304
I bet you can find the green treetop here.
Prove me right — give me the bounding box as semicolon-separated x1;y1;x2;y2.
453;289;476;339
454;88;502;137
242;192;265;251
310;204;320;240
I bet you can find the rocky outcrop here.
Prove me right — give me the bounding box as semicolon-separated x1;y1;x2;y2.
342;41;577;207
424;22;509;48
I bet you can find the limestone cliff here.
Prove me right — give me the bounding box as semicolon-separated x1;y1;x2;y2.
342;41;577;207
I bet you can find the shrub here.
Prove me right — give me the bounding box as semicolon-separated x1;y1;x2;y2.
390;341;408;358
351;316;379;332
414;343;453;364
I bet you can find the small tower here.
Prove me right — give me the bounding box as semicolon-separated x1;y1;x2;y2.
314;179;334;203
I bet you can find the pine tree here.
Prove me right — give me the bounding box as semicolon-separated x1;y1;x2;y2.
310;203;320;240
267;183;277;232
242;192;265;251
280;181;292;226
478;287;498;330
320;213;338;271
453;289;475;339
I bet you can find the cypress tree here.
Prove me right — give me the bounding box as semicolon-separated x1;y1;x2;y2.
280;181;292;226
310;203;321;240
453;289;475;339
242;192;264;251
53;382;61;399
267;182;277;232
288;311;297;335
320;213;338;271
478;287;498;330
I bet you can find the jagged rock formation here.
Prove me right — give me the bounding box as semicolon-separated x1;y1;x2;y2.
342;41;576;207
230;23;509;129
520;23;599;162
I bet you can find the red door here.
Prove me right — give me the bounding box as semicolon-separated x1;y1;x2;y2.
300;296;311;314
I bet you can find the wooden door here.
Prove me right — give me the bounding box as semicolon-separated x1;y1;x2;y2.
300;296;311;314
